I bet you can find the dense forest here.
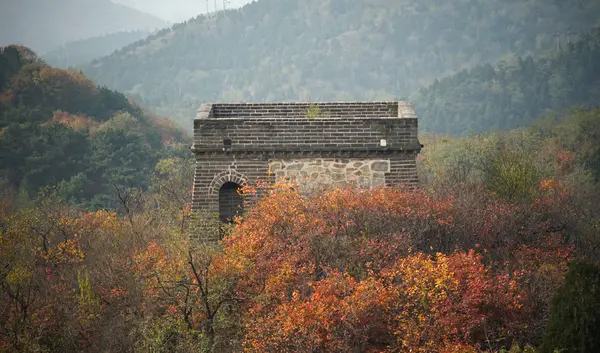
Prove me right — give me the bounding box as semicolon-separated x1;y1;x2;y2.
414;28;600;135
0;45;189;209
83;0;600;127
2;0;600;352
0;0;166;53
2;104;599;352
43;30;151;68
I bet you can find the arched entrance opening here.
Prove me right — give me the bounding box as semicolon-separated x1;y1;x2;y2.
219;182;244;223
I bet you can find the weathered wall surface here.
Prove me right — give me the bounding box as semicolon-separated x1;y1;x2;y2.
190;101;421;240
192;101;419;153
268;158;390;189
191;156;269;213
210;102;402;118
192;117;419;152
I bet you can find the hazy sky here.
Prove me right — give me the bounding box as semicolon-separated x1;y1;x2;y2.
111;0;254;23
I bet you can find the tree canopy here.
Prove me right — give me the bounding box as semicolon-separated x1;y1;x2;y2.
82;0;600;131
414;29;600;135
0;45;190;209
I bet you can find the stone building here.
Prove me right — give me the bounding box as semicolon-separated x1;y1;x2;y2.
190;101;422;239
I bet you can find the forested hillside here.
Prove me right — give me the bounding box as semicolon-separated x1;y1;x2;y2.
414;29;600;135
3;0;600;351
83;0;600;125
2;106;600;352
0;46;189;208
43;30;151;68
0;0;166;53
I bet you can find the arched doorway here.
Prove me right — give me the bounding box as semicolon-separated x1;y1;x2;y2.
219;182;244;223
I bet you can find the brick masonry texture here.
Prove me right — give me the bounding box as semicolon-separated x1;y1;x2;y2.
190;101;421;240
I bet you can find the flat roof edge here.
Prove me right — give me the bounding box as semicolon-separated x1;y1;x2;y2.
195;101;417;120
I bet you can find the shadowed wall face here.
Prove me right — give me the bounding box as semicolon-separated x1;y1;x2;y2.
190;101;421;239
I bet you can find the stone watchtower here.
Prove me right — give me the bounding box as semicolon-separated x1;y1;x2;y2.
190;101;421;239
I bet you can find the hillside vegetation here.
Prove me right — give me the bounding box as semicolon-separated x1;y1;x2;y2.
414;28;600;135
43;30;151;68
0;46;189;208
2;1;600;351
83;0;600;126
0;0;166;53
1;107;599;352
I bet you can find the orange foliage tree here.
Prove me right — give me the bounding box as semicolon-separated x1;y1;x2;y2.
0;175;576;352
213;181;566;352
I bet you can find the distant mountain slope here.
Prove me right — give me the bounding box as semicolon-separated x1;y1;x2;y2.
111;0;254;23
0;0;166;53
43;30;151;68
0;46;188;208
83;0;600;125
413;29;600;135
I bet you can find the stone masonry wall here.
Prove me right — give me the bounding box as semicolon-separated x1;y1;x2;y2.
268;158;391;190
190;101;421;240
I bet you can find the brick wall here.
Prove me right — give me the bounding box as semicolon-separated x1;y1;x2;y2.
193;118;419;152
193;102;419;153
190;101;421;240
208;102;401;119
191;155;270;213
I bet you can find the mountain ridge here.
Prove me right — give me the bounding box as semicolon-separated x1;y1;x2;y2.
43;30;151;68
0;0;167;53
413;29;600;135
82;0;600;130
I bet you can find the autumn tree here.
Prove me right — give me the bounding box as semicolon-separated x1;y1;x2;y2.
213;181;567;352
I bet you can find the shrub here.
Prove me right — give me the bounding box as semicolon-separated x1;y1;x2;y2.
540;262;600;353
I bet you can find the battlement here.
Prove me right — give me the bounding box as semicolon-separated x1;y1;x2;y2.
195;101;417;120
192;101;420;154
